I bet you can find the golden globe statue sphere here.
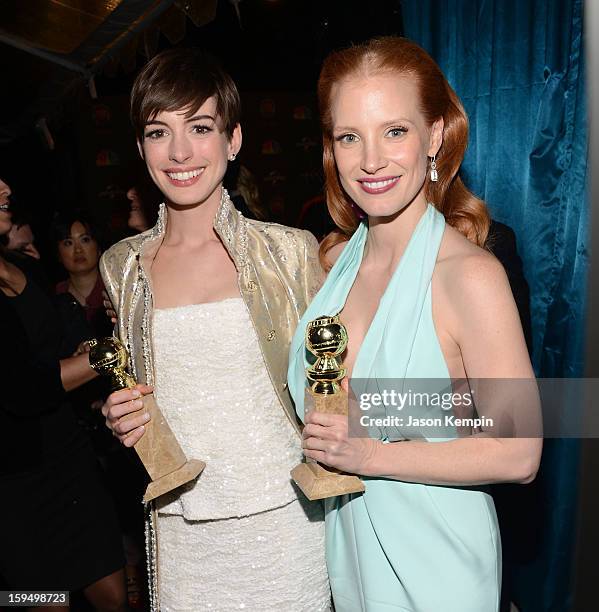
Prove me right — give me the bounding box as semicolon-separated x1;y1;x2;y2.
306;315;348;358
88;337;128;375
88;337;135;391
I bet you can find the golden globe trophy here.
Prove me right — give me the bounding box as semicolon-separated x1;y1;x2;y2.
290;315;365;500
88;337;205;502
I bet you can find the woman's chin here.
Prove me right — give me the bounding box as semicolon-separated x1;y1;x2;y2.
68;265;96;275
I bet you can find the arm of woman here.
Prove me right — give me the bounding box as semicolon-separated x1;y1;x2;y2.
98;243;152;446
303;253;542;486
59;353;97;392
0;261;97;411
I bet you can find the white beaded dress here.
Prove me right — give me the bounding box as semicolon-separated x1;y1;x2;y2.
152;298;330;611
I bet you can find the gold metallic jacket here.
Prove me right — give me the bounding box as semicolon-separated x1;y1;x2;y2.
99;189;323;610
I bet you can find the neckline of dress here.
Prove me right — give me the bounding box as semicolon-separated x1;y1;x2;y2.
333;204;436;378
153;296;244;313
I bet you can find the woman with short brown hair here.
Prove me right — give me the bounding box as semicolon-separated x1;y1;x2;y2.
101;49;330;611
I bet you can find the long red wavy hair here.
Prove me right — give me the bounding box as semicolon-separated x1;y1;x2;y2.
318;37;490;269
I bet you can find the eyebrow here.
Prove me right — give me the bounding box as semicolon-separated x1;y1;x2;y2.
333;118;414;132
185;114;215;122
64;232;91;239
144;114;216;127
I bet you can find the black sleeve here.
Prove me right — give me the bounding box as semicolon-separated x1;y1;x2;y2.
0;295;65;418
53;292;94;358
485;220;533;354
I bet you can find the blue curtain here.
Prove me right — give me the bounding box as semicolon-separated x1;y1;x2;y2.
402;1;588;610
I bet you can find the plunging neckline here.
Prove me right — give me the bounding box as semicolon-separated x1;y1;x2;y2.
288;202;449;423
335;205;436;380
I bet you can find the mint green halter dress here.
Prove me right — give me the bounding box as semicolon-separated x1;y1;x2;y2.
288;205;501;612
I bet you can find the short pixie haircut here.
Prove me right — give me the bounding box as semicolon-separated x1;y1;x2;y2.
130;48;241;142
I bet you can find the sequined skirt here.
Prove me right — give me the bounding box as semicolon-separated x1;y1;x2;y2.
156;498;330;611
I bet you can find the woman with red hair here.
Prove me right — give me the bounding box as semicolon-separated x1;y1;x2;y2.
288;37;541;611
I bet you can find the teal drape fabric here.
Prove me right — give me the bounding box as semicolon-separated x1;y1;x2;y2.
402;1;587;610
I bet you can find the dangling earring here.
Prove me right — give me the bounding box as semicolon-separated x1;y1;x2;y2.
228;153;237;161
429;154;438;182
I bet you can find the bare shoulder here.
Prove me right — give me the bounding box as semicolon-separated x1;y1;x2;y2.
433;224;533;380
436;225;507;294
434;224;516;339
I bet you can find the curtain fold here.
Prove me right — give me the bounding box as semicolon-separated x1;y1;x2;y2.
402;1;588;610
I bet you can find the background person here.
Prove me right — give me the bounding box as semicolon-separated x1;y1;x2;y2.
51;210;147;608
0;176;127;611
53;211;112;338
125;164;162;234
5;208;40;260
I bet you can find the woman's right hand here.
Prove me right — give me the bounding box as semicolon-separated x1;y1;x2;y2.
102;384;153;447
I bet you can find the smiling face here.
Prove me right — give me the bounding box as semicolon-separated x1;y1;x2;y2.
57;221;100;275
330;72;443;220
139;98;241;210
0;177;12;235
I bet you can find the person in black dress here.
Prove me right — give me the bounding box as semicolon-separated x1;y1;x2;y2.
51;211;148;608
0;177;127;611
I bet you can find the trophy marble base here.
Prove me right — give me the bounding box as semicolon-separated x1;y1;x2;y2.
291;386;365;501
143;459;206;502
291;462;364;501
89;337;206;502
